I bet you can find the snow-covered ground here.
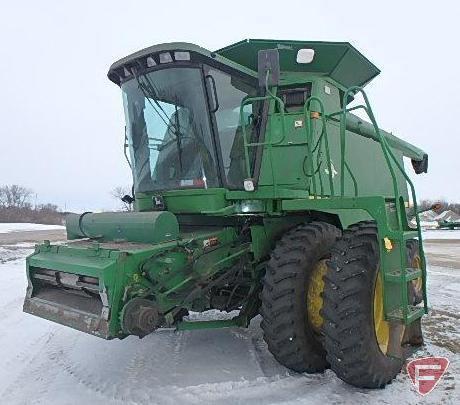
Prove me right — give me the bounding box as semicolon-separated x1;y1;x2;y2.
0;223;64;234
0;234;458;404
423;229;460;240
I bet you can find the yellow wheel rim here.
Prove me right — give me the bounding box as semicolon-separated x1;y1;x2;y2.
412;255;422;292
307;259;327;333
373;273;390;354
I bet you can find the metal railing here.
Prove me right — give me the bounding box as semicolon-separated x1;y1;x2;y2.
238;83;427;319
239;93;286;197
303;97;358;198
331;86;427;315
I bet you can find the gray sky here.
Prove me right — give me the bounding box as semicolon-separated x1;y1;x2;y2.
1;0;459;211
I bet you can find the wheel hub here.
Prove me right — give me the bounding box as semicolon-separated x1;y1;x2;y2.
120;298;161;337
307;259;327;333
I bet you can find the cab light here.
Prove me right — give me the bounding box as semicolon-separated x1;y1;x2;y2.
146;56;156;67
123;67;132;77
174;51;190;61
244;179;255;192
159;52;173;63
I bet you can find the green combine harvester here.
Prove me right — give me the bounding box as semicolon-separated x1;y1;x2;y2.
438;220;460;230
23;39;429;388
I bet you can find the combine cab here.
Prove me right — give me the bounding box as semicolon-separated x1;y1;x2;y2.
24;39;429;388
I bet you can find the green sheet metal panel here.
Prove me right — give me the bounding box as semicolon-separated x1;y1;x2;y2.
66;211;179;244
255;108;409;200
215;39;380;88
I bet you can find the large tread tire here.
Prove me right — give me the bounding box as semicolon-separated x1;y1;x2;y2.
406;239;423;306
260;221;341;373
321;221;423;388
405;239;424;346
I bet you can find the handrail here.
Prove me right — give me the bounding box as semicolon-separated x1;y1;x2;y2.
339;88;401;218
337;86;427;314
239;92;286;197
344;161;358;197
315;133;325;197
239;95;286;177
338;88;423;230
304;97;334;197
304;97;359;198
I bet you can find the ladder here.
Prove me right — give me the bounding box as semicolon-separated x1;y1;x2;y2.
339;87;427;325
303;88;428;325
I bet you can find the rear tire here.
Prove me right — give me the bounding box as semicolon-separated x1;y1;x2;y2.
321;221;424;388
406;239;423;306
260;221;341;372
405;239;424;346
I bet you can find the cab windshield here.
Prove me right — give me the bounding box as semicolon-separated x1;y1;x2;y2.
122;67;219;192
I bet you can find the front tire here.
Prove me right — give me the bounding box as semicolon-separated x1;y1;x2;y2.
260;221;341;372
321;221;424;388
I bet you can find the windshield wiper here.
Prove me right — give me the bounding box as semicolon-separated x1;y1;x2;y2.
174;105;183;174
140;75;175;124
133;71;185;174
136;79;172;131
135;73;180;136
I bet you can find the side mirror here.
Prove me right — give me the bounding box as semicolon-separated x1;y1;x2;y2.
411;153;428;174
258;49;280;87
121;194;134;205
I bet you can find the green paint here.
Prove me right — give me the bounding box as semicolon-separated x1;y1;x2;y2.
24;39;428;339
215;39;380;88
66;211;179;243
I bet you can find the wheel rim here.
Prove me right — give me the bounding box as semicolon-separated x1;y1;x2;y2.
307;259;327;333
412;255;422;293
373;273;390;354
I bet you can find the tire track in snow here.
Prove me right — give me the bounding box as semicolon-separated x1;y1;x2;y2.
229;319;289;378
51;335;126;403
0;328;52;374
0;296;25;322
47;330;186;404
230;327;265;376
1;329;59;403
1;237;459;404
172;330;188;370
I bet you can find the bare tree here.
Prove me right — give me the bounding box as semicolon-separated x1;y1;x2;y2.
0;185;33;208
0;185;63;224
111;186;133;211
418;199;460;215
36;203;59;212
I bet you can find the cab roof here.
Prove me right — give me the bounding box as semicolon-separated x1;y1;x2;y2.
108;39;380;89
107;42;257;86
216;39;380;88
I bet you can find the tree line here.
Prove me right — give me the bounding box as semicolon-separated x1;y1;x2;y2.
418;199;460;215
0;185;64;224
1;183;458;225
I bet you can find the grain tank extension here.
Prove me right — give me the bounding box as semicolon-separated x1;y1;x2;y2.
24;39;429;388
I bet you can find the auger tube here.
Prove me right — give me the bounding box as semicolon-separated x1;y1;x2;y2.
345;113;427;162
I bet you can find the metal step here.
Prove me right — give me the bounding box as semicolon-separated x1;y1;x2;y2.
387;306;424;323
384;231;419;245
403;230;419;240
386;267;422;282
